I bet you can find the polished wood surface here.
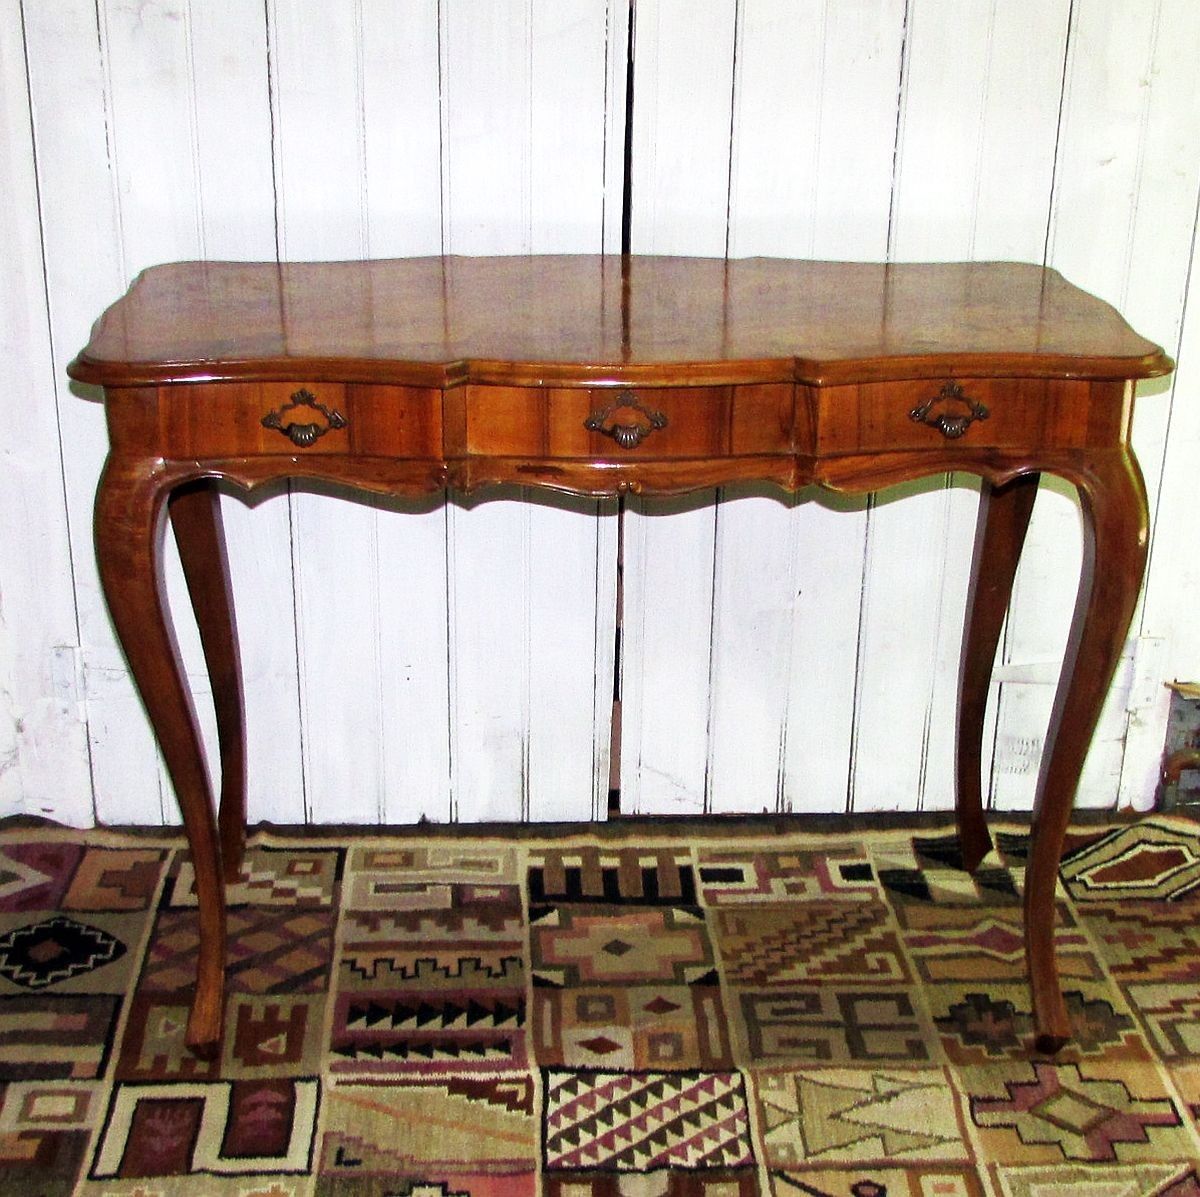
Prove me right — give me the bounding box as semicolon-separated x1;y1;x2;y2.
72;255;1168;1057
70;256;1171;388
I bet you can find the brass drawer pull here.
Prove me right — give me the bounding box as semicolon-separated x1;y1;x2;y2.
584;395;668;449
262;388;348;447
909;381;989;439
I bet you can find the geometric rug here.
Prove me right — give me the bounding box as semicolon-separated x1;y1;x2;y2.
2;815;1200;1195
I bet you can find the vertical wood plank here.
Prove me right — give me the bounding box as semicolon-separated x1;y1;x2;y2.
713;0;905;814
359;0;452;823
441;0;533;821
704;486;801;815
1107;0;1200;810
621;0;734;813
270;1;409;823
21;0;163;824
0;1;93;823
442;0;618;822
852;0;1069;813
95;0;218;821
628;0;736;256
727;0;906;261
187;1;304;826
600;0;630;253
621;495;718;814
360;0;444;259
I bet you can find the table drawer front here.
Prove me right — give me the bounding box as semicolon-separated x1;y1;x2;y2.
157;382;442;458
461;384;794;459
812;378;1120;454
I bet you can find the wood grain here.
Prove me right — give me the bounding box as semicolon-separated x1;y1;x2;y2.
68;257;1171;390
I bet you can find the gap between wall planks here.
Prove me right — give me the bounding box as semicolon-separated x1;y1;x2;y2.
3;0;1199;828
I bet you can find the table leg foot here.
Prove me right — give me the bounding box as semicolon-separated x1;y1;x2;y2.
185;1000;224;1060
1033;1030;1069;1056
1023;449;1148;1055
956;474;1038;875
958;824;993;875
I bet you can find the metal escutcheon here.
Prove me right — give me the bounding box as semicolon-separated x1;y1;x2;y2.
909;381;989;439
584;395;669;449
262;388;348;448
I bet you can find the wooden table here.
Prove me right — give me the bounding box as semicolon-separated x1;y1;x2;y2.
69;255;1171;1058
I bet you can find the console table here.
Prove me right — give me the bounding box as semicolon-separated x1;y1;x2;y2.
69;255;1171;1058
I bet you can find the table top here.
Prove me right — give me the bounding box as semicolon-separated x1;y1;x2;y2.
69;255;1171;390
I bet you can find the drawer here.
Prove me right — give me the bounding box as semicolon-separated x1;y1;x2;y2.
152;381;442;458
810;377;1122;454
459;384;795;459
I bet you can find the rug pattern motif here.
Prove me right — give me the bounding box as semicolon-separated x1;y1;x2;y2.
2;818;1200;1194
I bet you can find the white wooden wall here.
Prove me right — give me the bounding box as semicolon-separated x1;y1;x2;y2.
1;0;1197;829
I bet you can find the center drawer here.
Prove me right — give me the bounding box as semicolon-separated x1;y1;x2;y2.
460;384;795;459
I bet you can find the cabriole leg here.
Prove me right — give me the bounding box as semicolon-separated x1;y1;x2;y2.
95;460;226;1058
169;481;247;883
1025;451;1148;1053
956;472;1039;872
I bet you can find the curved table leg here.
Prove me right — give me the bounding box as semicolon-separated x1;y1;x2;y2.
95;460;226;1058
170;481;247;884
956;473;1039;873
1026;450;1149;1054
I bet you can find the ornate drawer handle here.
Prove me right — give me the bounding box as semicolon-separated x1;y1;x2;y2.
909;381;989;439
584;395;668;449
262;388;348;447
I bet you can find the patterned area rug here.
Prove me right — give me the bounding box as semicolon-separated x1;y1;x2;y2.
3;816;1200;1195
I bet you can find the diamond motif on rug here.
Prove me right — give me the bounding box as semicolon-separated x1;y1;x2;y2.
532;905;714;987
970;1061;1184;1161
143;907;333;994
1061;821;1200;902
543;1069;753;1171
0;915;126;989
170;845;342;908
535;982;733;1069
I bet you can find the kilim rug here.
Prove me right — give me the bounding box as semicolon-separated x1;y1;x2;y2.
3;815;1200;1195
